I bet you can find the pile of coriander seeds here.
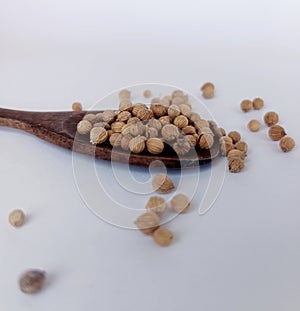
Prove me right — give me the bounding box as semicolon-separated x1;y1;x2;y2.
76;89;223;157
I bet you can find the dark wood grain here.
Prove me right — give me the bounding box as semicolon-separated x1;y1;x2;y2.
0;107;220;168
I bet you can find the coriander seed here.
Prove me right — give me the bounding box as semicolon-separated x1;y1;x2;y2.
280;136;295;152
129;136;146;153
72;102;82;112
153;227;173;247
152;173;175;194
19;270;46;294
228;131;241;144
228;157;244;173
77;120;92;135
171;194;190;214
227;149;245;161
159;116;171;125
248;119;261;132
235;141;248;154
145;196;167;216
146;138;164;154
119;89;131;100
173;139;191;155
268;125;286;141
161;124;180;141
253;97;264;110
83;113;97;123
90;127;108;145
201;82;215;99
264;111;279;127
199;134;214;149
143;89;152;98
168;104;181;119
134;212;160;235
240;99;253;112
9;209;25;227
172;96;185;106
173;115;189;129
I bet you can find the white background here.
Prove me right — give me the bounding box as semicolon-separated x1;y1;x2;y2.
0;0;300;310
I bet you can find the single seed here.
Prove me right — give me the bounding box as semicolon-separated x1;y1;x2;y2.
235;141;248;154
119;89;131;100
171;194;190;214
127;116;140;125
90;127;108;145
83;113;97;123
117;111;131;122
119;99;133;112
136;108;154;121
152;173;175;194
253;97;264;110
150;103;168;118
240;99;253;112
161;124;180;141
182;125;196;135
173;138;191;155
134;212;160;235
77;120;92;135
143;89;152;98
111;121;125;133
19;270;46;294
72;102;82;112
199;134;214;149
147;118;162;131
171;89;184;98
184;134;198;147
146;138;164;154
132;103;148;116
173;115;189;128
168;104;181;119
129;136;146;153
189;112;201;123
264;111;279;127
268;125;286;141
227;149;246;161
248;119;261;132
179;104;192;117
172;96;185;106
159;116;171;125
145;196;167;216
109;133;122;147
9;209;25;227
220;141;234;156
228;131;241;144
228;157;244;173
153;227;173;247
201;82;215;99
279;136;295;152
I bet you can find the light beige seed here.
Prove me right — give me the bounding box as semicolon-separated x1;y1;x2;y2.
111;121;125;133
173;139;191;155
179;104;192;117
136;108;154;121
264;111;279;127
168;104;181;119
235;141;248;154
228;157;244;173
171;89;184;98
159;116;171;125
152;173;175;194
150;103;168;118
182;125;197;135
172;96;185;106
120;135;132;150
134;212;160;235
9;209;25;227
119;99;133;112
201;82;215;99
90;127;108;144
220;141;235;156
253;97;264;110
127;117;140;125
171;194;190;214
143;89;152;98
119;89;131;100
268;125;286;141
248;119;261;132
240;99;253;112
161;124;180;141
109;133;122;147
199;134;214;149
102;110;116;123
280;136;295;152
145;126;158;139
189;112;201;123
173;115;189;128
227;149;246;161
146;138;164;154
117;111;131;122
228;131;241;144
153;227;173;247
129;136;146;153
83;113;97;123
184;134;198;147
147;118;162;131
72;102;82;112
77;120;92;135
132;103;148;116
145;196;167;216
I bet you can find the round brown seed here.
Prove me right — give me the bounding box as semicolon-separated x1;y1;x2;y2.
19;270;46;294
248;119;261;132
264;111;279;127
228;131;241;144
72;102;82;112
268;125;286;141
153;227;173;247
240;99;253;112
134;212;160;235
279;136;295;152
171;194;190;214
9;209;25;227
253;97;264;110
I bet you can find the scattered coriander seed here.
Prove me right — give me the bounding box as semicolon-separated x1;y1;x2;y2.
228;131;241;144
147;118;162;131
146;138;164;154
240;99;253;112
9;209;25;227
134;212;160;235
153;227;173;247
248;119;261;132
77;120;92;135
228;157;244;173
264;111;279;127
143;89;152;98
189;112;201;123
227;149;245;161
119;89;131;100
72;102;82;112
220;141;234;156
268;125;286;141
145;196;167;216
127;117;140;125
235;141;248;154
219;136;233;144
90;127;108;145
253;97;264;110
201;82;215;99
152;173;175;194
19;270;46;294
280;136;295;152
171;194;190;214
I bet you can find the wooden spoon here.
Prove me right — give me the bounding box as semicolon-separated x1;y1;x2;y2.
0;107;220;168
